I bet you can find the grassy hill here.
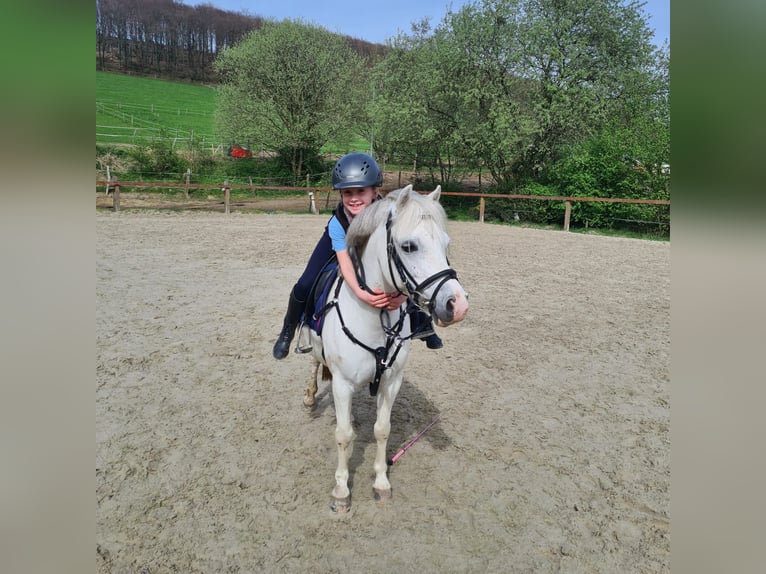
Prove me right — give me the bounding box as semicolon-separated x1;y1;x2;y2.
96;70;371;190
96;70;368;154
96;71;219;148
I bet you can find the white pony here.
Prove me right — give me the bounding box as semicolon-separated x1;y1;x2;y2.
301;184;469;513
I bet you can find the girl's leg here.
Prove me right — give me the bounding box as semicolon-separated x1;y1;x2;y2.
272;230;334;359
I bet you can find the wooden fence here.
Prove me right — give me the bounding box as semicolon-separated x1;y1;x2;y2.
96;178;670;232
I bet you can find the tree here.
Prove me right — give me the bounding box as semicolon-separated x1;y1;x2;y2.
214;21;366;181
96;0;264;81
545;39;670;229
430;1;534;190
369;21;445;179
370;0;660;191
371;17;496;188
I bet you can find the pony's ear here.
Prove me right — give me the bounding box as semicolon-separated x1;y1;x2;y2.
428;185;442;202
395;184;414;210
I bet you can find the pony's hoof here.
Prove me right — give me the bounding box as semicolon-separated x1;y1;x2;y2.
373;487;392;503
330;496;352;514
303;394;316;408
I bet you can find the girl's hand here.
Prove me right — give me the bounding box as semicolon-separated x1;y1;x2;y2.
385;293;408;310
360;289;391;309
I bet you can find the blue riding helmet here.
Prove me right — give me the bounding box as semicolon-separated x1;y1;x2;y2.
332;152;383;189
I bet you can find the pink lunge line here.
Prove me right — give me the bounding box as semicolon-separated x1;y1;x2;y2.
389;414;442;464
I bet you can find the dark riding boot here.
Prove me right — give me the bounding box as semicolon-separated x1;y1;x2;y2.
424;332;443;349
410;309;443;350
272;290;306;359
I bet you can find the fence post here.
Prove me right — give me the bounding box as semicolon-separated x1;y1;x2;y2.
223;180;230;214
105;165;111;196
564;200;571;231
309;191;318;214
184;169;191;199
113;179;120;212
479;196;485;223
249;176;254;196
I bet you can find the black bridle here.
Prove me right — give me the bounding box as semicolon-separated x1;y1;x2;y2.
384;211;458;316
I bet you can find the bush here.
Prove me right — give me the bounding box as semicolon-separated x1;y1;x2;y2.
126;144;181;178
96;145;135;175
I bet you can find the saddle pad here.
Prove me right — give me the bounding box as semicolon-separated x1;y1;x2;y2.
304;261;339;336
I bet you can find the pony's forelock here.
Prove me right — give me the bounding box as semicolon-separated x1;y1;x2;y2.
392;193;447;240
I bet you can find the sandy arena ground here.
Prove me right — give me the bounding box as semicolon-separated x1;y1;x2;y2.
96;210;670;573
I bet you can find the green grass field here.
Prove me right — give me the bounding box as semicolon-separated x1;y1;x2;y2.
96;71;369;153
96;71;219;147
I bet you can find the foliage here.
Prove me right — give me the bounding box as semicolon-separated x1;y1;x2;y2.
185;139;219;176
96;146;134;174
214;21;366;183
97;141;300;187
97;0;263;82
369;20;464;186
542;103;670;234
370;0;665;193
549;125;669;199
97;0;385;83
124;131;185;176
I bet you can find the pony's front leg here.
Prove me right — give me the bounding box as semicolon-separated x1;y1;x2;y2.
372;374;403;502
330;377;354;513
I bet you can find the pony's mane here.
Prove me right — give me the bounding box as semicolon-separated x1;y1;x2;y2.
346;187;448;261
346;193;395;256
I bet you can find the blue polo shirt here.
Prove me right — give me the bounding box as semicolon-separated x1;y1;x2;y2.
328;216;348;252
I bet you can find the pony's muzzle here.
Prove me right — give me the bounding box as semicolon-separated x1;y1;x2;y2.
434;285;468;326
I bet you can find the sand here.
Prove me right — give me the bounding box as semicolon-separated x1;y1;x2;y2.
97;210;669;573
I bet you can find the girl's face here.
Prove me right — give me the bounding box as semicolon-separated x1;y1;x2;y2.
340;186;377;217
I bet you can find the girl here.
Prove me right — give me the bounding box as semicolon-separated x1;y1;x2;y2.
272;152;442;359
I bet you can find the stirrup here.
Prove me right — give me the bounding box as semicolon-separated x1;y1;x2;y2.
294;324;313;354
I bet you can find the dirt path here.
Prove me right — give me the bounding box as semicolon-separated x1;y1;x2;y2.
96;211;669;573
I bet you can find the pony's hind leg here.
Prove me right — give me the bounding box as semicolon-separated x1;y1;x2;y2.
303;361;321;408
372;374;403;502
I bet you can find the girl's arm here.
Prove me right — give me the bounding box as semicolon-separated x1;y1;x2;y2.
336;249;392;309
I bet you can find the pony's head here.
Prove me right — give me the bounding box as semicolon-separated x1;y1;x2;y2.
348;184;468;326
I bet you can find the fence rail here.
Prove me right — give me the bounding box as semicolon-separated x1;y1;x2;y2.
96;179;670;231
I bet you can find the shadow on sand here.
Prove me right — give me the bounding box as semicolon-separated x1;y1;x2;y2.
304;376;452;490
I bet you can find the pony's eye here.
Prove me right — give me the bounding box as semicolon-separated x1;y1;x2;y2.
400;240;418;253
